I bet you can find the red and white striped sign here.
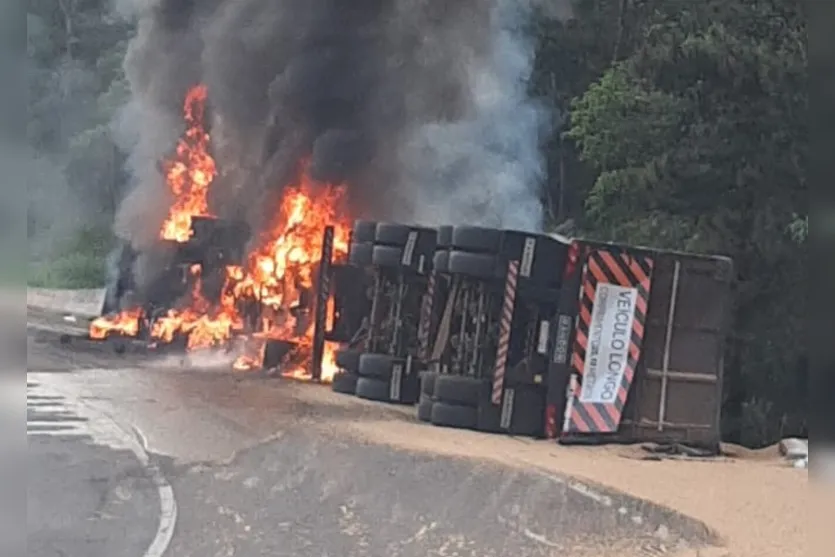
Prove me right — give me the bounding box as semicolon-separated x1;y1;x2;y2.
492;260;520;405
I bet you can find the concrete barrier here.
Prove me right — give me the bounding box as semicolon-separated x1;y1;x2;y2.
26;287;107;318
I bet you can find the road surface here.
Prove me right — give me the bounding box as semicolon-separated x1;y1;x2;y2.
26;312;714;557
27;379;161;557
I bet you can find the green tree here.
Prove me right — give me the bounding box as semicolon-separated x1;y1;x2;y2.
566;0;807;446
27;0;133;286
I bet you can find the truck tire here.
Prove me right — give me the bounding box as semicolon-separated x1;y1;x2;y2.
420;370;439;397
352;220;377;244
417;395;434;422
374;223;412;247
437;226;453;249
447;251;500;281
451;226;502;253
355;377;391;402
433;251;449;274
371;245;404;268
335;348;362;374
331;371;359;395
348;242;373;267
433;375;485;407
430;402;478;429
358;353;398;379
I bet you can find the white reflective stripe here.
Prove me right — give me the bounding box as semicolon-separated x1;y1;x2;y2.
537;320;550;354
402;231;418;266
390;363;403;401
520;237;536;277
562;376;577;433
500;388;515;430
552;314;573;363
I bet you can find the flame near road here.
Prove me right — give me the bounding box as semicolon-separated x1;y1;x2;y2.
159;85;216;243
89;307;143;340
90;85;351;382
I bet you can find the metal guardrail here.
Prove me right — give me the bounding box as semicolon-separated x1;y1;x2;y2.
26;287;107;318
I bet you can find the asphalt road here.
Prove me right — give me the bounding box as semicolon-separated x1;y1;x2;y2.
26;379;161;557
26;313;713;557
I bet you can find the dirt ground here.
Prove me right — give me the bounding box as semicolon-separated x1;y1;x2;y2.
294;387;808;557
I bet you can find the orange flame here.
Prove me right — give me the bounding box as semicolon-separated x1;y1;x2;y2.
89;86;352;383
89;307;144;340
149;264;244;351
228;164;351;381
160;84;216;243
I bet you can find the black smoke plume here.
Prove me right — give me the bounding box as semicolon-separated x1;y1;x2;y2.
112;0;557;290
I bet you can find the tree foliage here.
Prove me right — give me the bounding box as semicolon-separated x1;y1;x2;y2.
27;0;131;285
27;0;131;227
553;0;807;445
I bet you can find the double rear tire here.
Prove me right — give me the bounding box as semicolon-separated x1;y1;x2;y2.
349;222;437;273
419;372;545;437
352;353;419;404
331;370;359;394
331;348;362;395
424;374;484;429
434;226;504;280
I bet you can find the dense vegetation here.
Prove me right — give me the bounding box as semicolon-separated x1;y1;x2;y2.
26;0;806;445
533;0;806;446
27;0;130;286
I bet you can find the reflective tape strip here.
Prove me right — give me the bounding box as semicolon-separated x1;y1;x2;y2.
520;237;536;278
537;320;550;354
390;363;403;401
500;387;515;430
492;260;520;405
402;231;418;266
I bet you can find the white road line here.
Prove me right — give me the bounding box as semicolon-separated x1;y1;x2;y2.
27;383;89;438
132;425;178;557
27;374;178;557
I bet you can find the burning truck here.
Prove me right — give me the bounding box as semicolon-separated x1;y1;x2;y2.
91;85;354;381
89;85;734;449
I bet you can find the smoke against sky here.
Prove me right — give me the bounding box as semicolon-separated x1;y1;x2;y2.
114;0;553;250
398;1;549;230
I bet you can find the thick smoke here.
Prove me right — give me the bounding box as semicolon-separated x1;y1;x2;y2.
398;2;548;230
113;0;215;252
114;0;552;257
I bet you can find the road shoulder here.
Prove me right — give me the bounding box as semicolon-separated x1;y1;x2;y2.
329;413;806;557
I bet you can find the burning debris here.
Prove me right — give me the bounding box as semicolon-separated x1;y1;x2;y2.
91;85;351;381
90;306;143;340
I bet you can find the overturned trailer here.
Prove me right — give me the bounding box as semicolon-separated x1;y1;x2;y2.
412;233;733;448
315;223;734;449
